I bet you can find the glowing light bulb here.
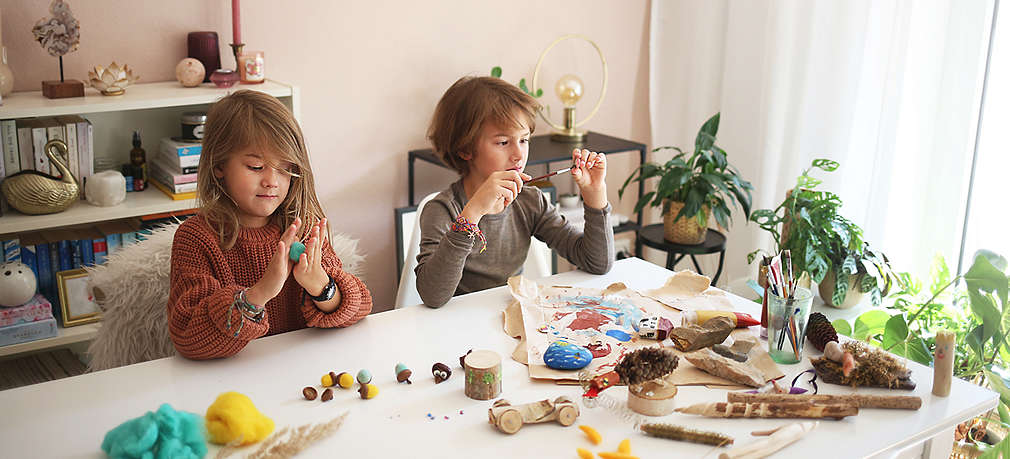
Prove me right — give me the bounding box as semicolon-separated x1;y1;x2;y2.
555;74;584;108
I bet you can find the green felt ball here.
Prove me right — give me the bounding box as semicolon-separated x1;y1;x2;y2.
289;242;306;262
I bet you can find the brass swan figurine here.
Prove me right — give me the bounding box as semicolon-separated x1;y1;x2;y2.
1;139;80;215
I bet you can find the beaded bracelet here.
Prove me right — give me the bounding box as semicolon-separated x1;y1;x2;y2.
450;215;487;253
226;288;265;338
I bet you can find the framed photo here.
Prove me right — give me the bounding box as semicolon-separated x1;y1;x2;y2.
56;268;100;327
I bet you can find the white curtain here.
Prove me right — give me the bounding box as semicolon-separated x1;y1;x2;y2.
649;0;993;286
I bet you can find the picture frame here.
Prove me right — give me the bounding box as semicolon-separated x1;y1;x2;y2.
56;268;100;327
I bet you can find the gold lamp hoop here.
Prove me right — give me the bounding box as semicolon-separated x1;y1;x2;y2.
532;34;608;140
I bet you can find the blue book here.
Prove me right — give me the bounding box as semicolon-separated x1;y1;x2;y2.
68;239;81;269
105;233;122;254
20;244;38;295
57;240;71;272
121;232;137;246
0;317;58;347
2;237;19;261
79;237;94;266
92;237;107;265
37;242;55;314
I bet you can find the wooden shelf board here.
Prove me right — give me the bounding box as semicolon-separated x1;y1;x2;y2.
1;80;293;119
0;187;196;235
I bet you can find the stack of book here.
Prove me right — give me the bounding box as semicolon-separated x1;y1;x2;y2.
0;295;58;347
150;137;200;200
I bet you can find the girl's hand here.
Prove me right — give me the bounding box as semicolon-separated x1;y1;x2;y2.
571;148;608;209
459;170;531;223
247;217;301;306
293;218;331;297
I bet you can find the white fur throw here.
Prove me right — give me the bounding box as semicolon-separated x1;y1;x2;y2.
85;221;366;372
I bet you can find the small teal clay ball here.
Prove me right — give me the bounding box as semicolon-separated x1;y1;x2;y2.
356;369;372;385
289;241;306;262
543;340;593;370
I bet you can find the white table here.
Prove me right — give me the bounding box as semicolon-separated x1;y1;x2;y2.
0;258;996;458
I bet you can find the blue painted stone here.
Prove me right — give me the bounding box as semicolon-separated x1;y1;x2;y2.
543;340;593;370
289;241;306;262
605;329;632;342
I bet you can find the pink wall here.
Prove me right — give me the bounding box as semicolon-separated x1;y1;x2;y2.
1;0;652;311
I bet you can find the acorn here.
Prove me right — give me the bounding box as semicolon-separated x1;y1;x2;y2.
302;386;317;401
321;371;339;387
432;362;452;383
356;369;372;385
320;388;334;402
806;312;839;352
336;372;355;389
396;363;413;384
359;383;379;399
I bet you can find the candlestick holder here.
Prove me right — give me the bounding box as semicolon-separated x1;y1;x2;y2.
229;43;245;68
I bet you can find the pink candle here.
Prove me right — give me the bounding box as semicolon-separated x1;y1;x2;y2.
231;0;242;44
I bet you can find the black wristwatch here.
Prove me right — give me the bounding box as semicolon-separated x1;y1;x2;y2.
308;275;336;302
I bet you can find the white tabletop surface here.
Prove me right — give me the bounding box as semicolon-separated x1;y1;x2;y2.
0;258;996;458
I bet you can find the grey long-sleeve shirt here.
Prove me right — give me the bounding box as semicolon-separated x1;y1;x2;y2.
415;180;615;307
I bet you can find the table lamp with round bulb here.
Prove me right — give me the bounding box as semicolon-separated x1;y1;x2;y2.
532;35;607;143
554;74;585;141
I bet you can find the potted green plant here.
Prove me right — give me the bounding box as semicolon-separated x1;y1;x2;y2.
748;159;895;307
619;113;754;244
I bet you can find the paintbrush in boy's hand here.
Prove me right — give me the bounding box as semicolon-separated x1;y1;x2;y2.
524;166;572;183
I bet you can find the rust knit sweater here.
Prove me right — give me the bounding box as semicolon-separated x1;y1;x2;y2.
168;215;372;359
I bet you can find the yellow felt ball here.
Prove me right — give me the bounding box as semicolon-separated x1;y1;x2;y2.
205;391;275;445
337;372;355;389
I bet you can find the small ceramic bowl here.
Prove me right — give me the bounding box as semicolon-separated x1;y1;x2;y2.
210;69;239;88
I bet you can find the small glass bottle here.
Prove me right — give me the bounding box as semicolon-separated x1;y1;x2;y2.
129;131;147;191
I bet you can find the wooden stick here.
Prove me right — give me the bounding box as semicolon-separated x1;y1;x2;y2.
676;402;857;420
719;422;818;459
727;392;922;410
933;330;954;397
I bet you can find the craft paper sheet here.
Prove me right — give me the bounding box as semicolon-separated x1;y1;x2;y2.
506;273;784;385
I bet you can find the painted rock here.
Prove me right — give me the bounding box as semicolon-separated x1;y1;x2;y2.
543;340;593;370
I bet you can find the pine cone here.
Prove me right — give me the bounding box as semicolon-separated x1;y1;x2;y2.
806;312;838;352
615;347;679;385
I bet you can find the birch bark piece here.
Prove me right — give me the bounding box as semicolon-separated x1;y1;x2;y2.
684;348;766;387
676;402;857;420
727;392;922;410
628;379;679;416
465;350;502;400
670;316;735;352
932;330;954;397
719;421;818;459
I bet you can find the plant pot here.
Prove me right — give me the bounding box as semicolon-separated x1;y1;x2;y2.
818;270;864;309
663;200;709;245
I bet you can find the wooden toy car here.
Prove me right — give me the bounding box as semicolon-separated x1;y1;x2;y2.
488;396;580;434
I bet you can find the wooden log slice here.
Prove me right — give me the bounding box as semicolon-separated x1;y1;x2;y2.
465;350;502;400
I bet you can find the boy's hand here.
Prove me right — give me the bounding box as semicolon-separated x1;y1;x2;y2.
460;170;531;223
293;218;331;297
571;148;608;209
247;217;300;306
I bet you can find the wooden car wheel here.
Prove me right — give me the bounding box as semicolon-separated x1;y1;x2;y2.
557;405;578;426
497;409;523;434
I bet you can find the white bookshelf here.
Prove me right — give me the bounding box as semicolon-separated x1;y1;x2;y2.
0;79;300;358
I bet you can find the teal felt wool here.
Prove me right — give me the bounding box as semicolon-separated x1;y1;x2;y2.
101;403;207;459
289;241;306;262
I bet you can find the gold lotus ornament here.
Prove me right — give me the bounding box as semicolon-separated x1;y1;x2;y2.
87;62;139;96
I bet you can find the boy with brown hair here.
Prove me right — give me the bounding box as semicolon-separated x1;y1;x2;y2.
415;76;614;307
